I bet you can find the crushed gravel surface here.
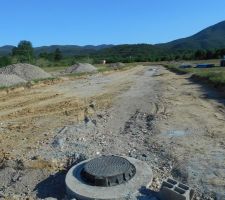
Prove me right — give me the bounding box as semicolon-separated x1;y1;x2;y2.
0;63;51;81
65;63;97;74
0;74;27;87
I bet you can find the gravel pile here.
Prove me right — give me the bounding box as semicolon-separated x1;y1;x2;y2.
0;74;27;87
0;63;51;81
109;62;125;69
65;63;97;74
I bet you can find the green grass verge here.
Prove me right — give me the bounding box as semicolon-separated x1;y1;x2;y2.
165;64;225;86
0;86;8;90
31;77;58;84
65;72;95;77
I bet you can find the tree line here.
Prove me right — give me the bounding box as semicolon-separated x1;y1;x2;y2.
1;40;225;67
89;47;225;63
0;41;63;67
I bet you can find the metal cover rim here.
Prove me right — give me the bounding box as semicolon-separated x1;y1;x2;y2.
81;155;136;187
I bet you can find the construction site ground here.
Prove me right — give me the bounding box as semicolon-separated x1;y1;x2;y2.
0;65;225;200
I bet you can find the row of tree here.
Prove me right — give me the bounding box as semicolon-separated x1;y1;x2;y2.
1;40;225;67
89;49;225;63
0;41;63;67
38;48;63;61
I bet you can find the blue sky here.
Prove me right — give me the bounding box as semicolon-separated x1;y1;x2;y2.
1;0;225;47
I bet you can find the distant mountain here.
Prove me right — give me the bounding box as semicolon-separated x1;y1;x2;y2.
158;20;225;50
34;44;114;56
0;44;114;56
1;20;225;57
0;45;15;56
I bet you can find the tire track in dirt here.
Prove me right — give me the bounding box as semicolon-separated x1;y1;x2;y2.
0;67;142;161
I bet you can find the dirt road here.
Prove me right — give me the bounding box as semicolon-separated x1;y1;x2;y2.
0;65;225;199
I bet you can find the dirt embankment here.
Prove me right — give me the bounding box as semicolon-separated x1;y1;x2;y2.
0;66;225;200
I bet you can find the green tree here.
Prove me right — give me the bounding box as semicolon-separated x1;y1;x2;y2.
12;40;34;63
0;56;12;67
206;50;213;59
39;52;48;59
194;50;206;60
54;48;63;61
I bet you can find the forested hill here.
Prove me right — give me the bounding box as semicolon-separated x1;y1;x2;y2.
158;20;225;50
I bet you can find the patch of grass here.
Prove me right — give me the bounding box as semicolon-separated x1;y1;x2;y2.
31;77;58;84
0;86;7;90
165;65;188;74
165;64;225;86
95;64;114;73
65;72;95;78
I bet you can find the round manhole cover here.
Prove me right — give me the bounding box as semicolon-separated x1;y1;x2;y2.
81;155;136;186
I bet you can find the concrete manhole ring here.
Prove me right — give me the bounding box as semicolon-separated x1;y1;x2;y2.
65;155;153;200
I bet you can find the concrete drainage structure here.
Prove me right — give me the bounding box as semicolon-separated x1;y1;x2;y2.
159;178;195;200
65;155;153;200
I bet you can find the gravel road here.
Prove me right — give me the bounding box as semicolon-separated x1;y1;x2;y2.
0;65;225;200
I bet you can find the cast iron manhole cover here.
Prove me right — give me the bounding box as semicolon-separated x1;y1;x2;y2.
81;155;136;187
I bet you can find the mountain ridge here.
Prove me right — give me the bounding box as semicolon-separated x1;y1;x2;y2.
157;20;225;50
0;20;225;56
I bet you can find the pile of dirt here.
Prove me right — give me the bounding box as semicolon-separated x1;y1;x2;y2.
65;63;97;74
0;63;51;82
109;62;125;69
0;74;27;87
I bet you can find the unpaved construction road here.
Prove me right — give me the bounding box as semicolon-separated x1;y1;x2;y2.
0;65;225;200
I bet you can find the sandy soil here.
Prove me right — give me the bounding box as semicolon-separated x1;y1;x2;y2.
0;65;225;200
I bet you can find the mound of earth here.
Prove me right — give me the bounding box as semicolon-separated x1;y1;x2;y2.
0;63;51;81
109;62;125;69
65;63;97;74
0;74;27;87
